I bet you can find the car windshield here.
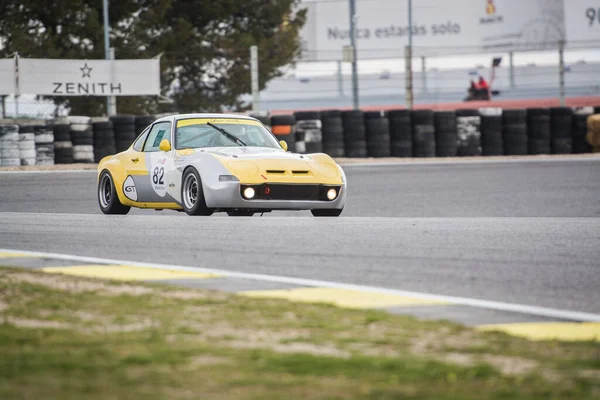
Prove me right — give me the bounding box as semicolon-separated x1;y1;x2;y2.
175;118;280;150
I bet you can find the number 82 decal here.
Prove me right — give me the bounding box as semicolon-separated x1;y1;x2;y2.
153;167;164;185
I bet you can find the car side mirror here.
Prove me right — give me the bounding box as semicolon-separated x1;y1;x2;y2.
159;139;171;152
279;140;288;151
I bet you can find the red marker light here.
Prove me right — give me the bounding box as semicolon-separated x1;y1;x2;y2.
264;187;271;195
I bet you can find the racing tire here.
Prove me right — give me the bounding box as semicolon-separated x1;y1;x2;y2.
98;170;130;215
311;208;343;217
181;168;214;216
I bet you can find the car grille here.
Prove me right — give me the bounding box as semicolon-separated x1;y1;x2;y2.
241;184;340;201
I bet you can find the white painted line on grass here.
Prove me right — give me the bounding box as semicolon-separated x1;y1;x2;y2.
2;247;599;322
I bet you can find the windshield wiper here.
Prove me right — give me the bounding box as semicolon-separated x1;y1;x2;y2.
206;122;246;146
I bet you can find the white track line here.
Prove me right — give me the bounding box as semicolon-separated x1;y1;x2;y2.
0;169;95;175
2;247;599;322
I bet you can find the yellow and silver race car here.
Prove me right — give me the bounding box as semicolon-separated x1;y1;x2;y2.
97;113;346;216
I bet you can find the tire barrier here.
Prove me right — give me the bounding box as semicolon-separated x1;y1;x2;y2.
0;124;20;166
270;114;296;152
364;111;391;157
34;125;54;166
586;114;600;152
135;115;155;135
93;121;116;162
68;116;94;163
294;111;322;154
342;110;367;158
18;125;36;166
389;109;412;157
479;108;503;156
110;115;136;153
572;107;593;154
550;107;573;155
455;109;482;156
502;109;528;155
434;111;457;157
526;108;551;155
320;110;345;157
53;123;73;164
411;110;435;157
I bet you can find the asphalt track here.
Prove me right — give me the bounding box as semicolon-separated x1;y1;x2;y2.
0;158;599;318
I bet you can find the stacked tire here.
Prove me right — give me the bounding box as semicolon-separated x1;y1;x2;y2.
527;108;551;155
411;110;435;157
34;125;54;165
502;109;528;155
434;111;457;157
0;124;20;166
388;110;412;157
320;110;345;157
479;109;503;156
342;110;367;158
68;116;94;163
587;114;600;152
18;125;36;166
455;109;481;156
572;107;593;154
270;114;296;152
135;115;155;135
294;111;322;154
364;111;391;157
550;107;573;154
53;123;73;164
111;115;137;153
93;121;116;162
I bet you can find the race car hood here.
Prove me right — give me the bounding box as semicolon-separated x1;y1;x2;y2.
199;146;344;185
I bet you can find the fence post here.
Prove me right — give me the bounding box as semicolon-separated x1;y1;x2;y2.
405;46;413;110
250;45;259;112
337;60;343;97
558;40;566;107
421;56;427;94
509;52;515;88
349;0;359;109
107;47;117;116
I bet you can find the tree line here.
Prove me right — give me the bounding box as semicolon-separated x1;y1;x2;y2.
0;0;306;116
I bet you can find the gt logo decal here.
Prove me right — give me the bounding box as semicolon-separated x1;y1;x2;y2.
123;176;138;201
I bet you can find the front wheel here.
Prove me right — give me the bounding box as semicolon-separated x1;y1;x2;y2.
181;168;213;216
311;208;343;217
98;170;130;215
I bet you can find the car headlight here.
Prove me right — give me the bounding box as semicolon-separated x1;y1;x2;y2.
243;187;255;199
219;175;239;182
327;188;338;200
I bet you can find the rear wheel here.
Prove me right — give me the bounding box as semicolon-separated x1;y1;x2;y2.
98;170;130;215
311;208;343;217
181;168;213;216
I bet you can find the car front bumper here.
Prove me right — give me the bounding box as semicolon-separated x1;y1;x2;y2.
203;181;346;210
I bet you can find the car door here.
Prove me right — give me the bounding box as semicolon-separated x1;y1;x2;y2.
133;121;178;204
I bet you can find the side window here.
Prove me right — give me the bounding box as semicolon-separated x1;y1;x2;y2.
132;128;150;152
143;122;172;152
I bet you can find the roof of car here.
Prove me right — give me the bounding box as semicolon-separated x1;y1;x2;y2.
154;113;257;123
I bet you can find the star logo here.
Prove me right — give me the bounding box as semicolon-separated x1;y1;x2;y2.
80;63;92;79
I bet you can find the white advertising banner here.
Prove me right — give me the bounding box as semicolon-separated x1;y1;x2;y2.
0;58;16;95
299;0;565;60
18;58;161;96
564;0;600;43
